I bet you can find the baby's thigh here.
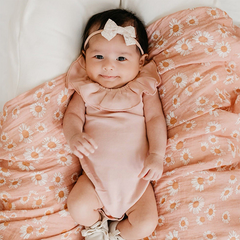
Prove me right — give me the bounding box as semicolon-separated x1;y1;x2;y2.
126;183;158;232
67;173;103;214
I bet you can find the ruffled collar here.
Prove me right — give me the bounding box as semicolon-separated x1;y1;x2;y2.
66;55;160;111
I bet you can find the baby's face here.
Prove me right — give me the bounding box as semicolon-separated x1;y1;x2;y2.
84;33;146;89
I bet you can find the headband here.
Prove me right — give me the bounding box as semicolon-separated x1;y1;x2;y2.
83;19;144;55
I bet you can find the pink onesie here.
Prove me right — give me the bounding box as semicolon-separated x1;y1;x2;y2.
67;55;160;219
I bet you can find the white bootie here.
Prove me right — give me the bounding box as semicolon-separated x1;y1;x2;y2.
109;221;125;240
81;217;109;240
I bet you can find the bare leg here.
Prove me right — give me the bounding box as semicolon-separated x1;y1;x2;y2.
116;183;158;240
67;174;103;227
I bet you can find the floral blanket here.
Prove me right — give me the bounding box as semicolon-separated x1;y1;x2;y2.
0;6;240;240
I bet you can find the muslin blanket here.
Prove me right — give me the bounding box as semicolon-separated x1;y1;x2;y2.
0;6;240;240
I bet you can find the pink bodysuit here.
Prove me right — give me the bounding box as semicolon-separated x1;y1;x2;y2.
67;55;160;219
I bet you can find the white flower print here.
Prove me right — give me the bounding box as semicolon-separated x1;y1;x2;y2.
36;225;48;236
215;41;231;58
43;94;51;104
46;80;55;89
211;145;225;156
167;180;179;196
179;217;189;231
207;8;219;19
169;19;183;37
208;135;219;145
168;200;180;213
52;172;64;186
193;31;214;46
151;30;161;42
172;72;188;88
174;38;193;56
9;178;22;189
164;153;175;167
19;124;33;143
53;109;64;121
204;46;214;55
35;122;48;133
42;137;61;152
172;95;180;109
11;106;20;119
186;16;198;26
227;231;239;240
183;120;197;131
17;161;35;171
192;72;203;86
158;59;175;71
217;24;230;38
57;88;69;106
220;187;233;201
32;196;46;209
191;176;205;192
4;140;17;152
55;187;69;203
20;224;34;239
222;211;230;223
23;147;44;161
224;75;235;85
158;85;166;98
0;132;9;142
158;215;165;226
205;122;221;133
200;142;209;152
215;88;230;103
165;230;180;240
210;72;219;84
166;111;178;127
188;196;204;214
205;204;216;220
155;36;168;49
229;174;237;184
31;172;48;186
203;231;217;240
196;96;209;106
33;88;45;101
30;102;46;118
180;148;193;165
231;130;240;142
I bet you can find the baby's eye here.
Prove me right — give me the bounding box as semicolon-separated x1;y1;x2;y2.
117;56;126;61
95;55;104;59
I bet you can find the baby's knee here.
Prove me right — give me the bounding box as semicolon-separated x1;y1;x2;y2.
140;215;158;237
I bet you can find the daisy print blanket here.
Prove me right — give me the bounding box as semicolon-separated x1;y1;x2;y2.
0;6;240;240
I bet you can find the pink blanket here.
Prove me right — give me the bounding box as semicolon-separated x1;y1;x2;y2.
0;7;240;240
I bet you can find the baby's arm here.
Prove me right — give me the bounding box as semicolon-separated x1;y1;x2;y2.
139;92;167;181
63;92;97;159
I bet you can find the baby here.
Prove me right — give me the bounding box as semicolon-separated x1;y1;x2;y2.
63;8;167;240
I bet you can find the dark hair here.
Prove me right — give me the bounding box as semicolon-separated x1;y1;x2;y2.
81;9;148;54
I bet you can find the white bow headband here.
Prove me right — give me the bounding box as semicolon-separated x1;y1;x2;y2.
83;19;144;55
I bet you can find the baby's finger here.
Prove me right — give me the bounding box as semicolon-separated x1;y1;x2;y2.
138;167;149;179
76;144;91;157
73;147;84;159
143;170;155;181
83;134;98;150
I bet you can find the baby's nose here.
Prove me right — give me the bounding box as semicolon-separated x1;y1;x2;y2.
103;60;114;71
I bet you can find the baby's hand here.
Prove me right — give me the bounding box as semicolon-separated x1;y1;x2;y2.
69;133;98;159
138;153;163;181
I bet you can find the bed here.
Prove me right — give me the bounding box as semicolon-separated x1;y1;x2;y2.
0;0;240;239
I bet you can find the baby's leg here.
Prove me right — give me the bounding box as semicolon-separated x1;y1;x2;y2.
67;173;103;227
117;183;158;240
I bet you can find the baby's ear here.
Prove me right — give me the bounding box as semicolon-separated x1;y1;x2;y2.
80;51;86;69
139;54;148;68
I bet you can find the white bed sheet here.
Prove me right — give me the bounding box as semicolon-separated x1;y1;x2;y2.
1;0;240;111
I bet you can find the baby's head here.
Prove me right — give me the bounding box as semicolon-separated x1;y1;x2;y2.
81;9;148;89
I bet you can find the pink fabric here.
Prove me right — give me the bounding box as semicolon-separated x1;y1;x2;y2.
67;56;160;218
146;6;240;240
0;6;240;240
